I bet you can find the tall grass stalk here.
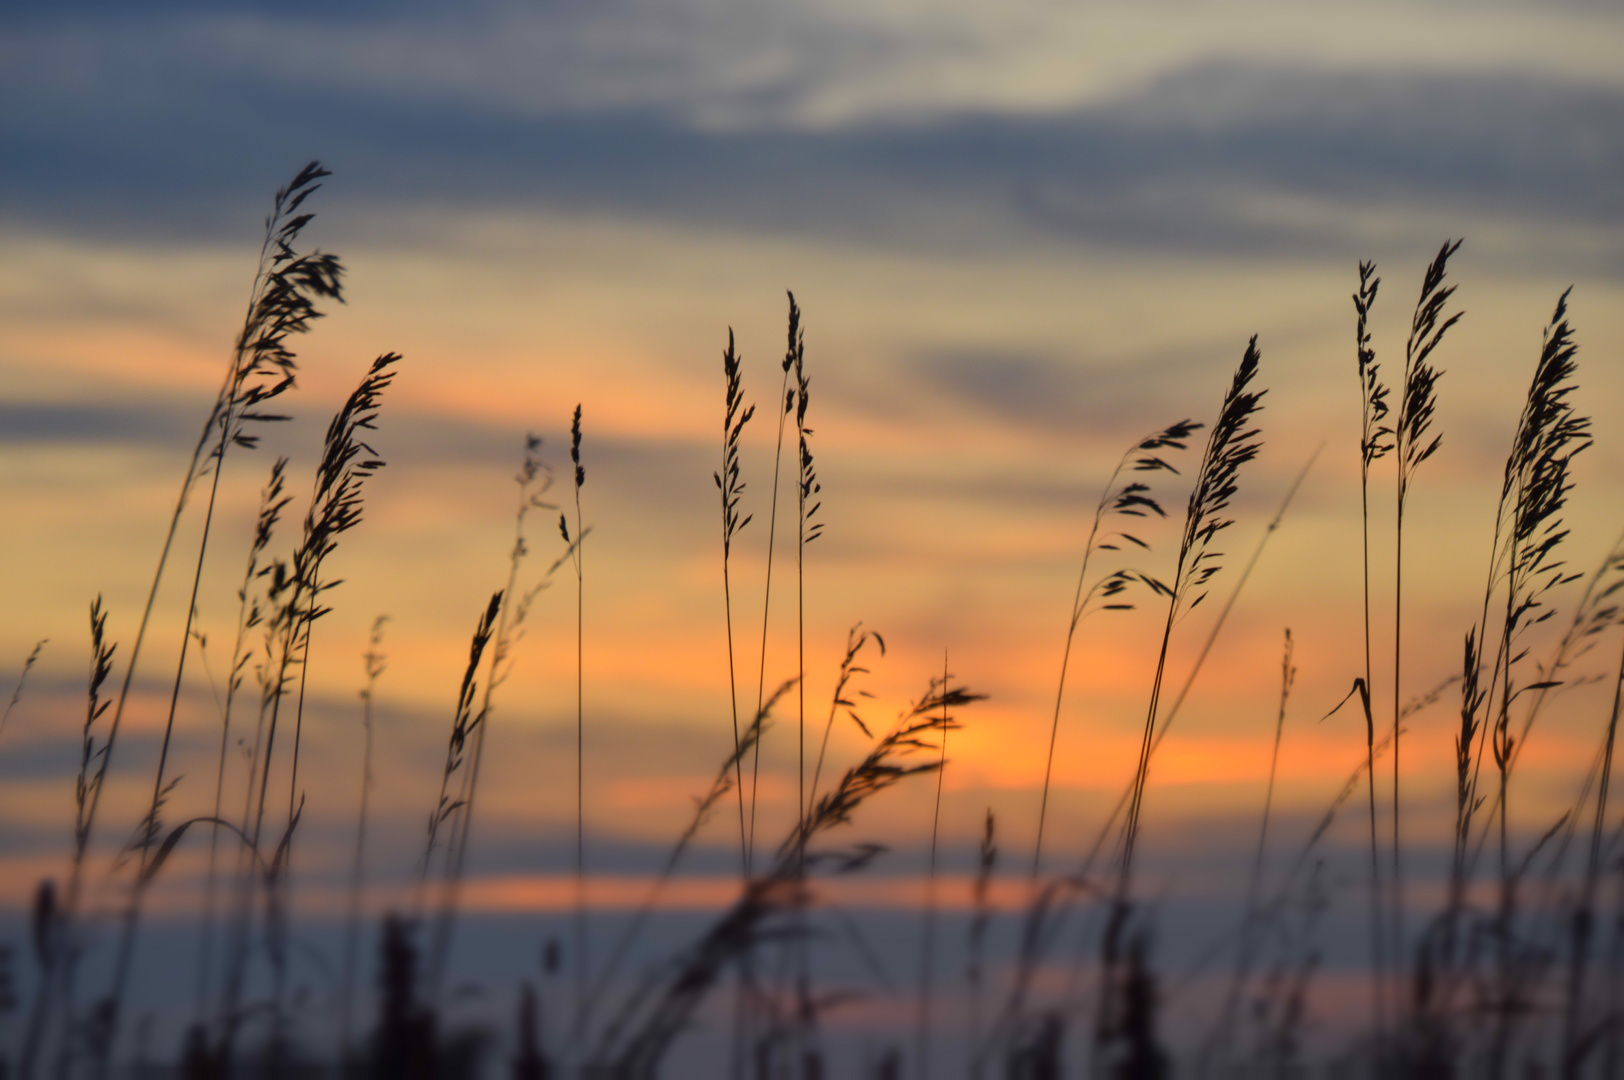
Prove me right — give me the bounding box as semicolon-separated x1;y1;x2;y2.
340;615;387;1065
598;678;980;1073
1032;421;1197;880
1102;337;1263;1071
1565;556;1624;1071
565;404;587;1044
430;436;560;997
19;603;114;1079
717;331;757;871
1352;259;1393;1046
967;810;997;1080
1393;239;1461;985
101;164;344;1078
1076;443;1319;882
229;352;397;1062
915;652;949;1079
0;639;46;746
585;680;792;1041
1490;289;1588;1074
750;293;801;870
791;304;822;1064
805;625;882;818
195;458;289;1021
1119;337;1266;888
422;592;503;895
1205;629;1295;1072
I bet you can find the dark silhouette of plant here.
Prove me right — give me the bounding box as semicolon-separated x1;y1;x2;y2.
596;678;981;1073
750;292;802;869
342;615;389;1067
19;602;115;1078
196;457;290;1026
717;330;757;873
1393;240;1462;993
1120;337;1267;887
36;163;341;1080
1352;258;1393;1047
560;403;588;1049
0;639;46;746
430;435;562;1000
1033;419;1199;879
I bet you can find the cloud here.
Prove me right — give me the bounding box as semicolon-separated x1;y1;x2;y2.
2;1;1621;267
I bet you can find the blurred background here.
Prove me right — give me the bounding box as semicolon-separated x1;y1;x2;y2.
2;0;1623;1071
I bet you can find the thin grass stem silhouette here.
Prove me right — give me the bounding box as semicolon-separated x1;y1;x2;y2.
96;164;344;1071
1033;420;1198;880
751;292;800;871
1076;442;1319;883
1204;629;1295;1072
597;678;981;1073
19;603;113;1080
1102;335;1264;1070
1120;337;1266;888
1565;587;1624;1073
226;352;397;1064
1393;239;1462;994
422;592;503;896
717;331;757;873
915;651;949;1079
195;458;288;1024
1352;259;1393;1047
585;681;792;1034
429;435;559;999
806;625;882;819
791;301;822;1063
1487;288;1589;1075
0;639;46;747
564;403;588;1048
340;615;387;1066
968;810;997;1080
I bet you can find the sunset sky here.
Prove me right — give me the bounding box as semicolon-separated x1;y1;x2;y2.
3;0;1624;1067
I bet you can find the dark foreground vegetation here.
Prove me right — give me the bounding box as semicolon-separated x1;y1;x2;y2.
0;164;1620;1079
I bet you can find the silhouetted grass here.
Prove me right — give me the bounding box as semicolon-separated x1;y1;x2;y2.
1353;257;1392;1051
1032;419;1199;880
13;168;1624;1080
1393;239;1462;1003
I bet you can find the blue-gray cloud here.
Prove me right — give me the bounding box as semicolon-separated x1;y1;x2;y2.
2;3;1620;265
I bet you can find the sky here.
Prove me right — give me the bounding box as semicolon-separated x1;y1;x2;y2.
3;0;1624;1069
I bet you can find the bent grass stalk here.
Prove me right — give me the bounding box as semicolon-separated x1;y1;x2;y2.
1104;335;1264;1067
1481;289;1590;1072
75;163;342;1079
1076;442;1320;884
1119;337;1266;889
599;678;982;1073
1032;420;1199;880
585;680;793;1046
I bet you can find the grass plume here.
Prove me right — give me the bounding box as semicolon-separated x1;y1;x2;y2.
1033;419;1199;879
716;330;757;874
1393;239;1462;984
